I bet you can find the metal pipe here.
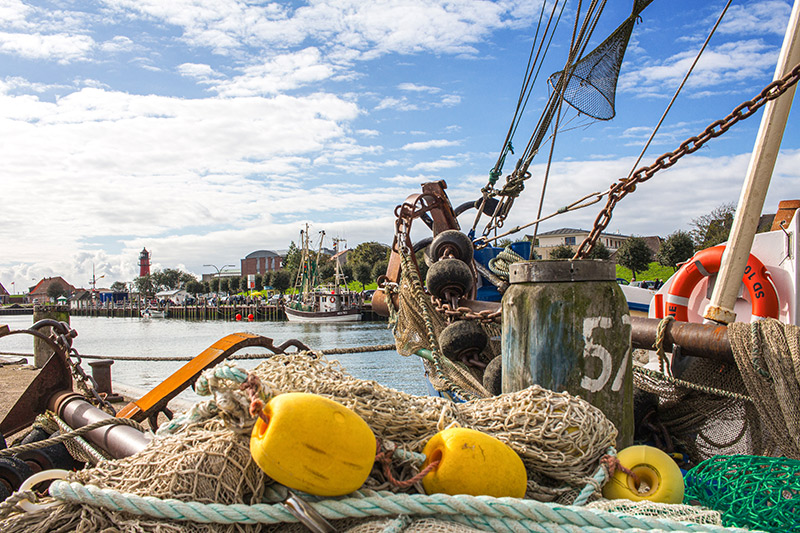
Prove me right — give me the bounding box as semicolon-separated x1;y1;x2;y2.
50;392;151;459
705;0;800;324
630;316;733;363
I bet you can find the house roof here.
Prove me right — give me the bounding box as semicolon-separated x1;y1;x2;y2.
0;282;7;296
30;277;76;295
245;250;281;259
533;228;632;239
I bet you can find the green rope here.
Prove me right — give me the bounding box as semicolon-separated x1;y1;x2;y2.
488;246;527;279
47;480;755;532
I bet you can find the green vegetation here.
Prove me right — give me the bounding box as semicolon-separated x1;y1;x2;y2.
616;262;676;283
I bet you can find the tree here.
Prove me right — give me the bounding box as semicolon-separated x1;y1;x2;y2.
657;231;694;269
372;260;389;282
617;237;653;280
47;282;68;301
348;242;390;266
354;263;372;291
340;263;353;283
220;278;230;294
135;275;155;299
110;281;127;292
271;270;292;294
690;203;736;250
210;278;219;293
229;277;240;293
550;244;575;259
255;274;263;291
318;261;335;282
283;241;301;275
185;280;204;296
587;241;611;260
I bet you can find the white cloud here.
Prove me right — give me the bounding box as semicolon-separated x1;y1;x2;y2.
99;35;136;54
177;62;220;81
0;31;95;63
402;139;460;151
718;1;792;36
410;159;460;171
398;82;441;93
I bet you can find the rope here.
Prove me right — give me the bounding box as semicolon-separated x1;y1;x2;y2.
488;246;527;279
0;490;36;520
46;480;755;532
653;316;674;376
0;417;146;457
0;344;398;362
632;366;751;402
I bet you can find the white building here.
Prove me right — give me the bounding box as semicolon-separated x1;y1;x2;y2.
531;228;630;259
155;289;191;305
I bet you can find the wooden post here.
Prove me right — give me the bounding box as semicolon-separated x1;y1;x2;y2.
502;260;633;448
32;305;70;368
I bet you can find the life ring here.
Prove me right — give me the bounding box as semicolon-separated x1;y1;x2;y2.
665;245;779;322
602;445;684;504
329;296;335;303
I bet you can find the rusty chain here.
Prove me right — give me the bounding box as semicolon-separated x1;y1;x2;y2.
431;295;502;324
574;60;800;258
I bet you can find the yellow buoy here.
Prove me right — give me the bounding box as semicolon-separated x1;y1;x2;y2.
602;445;684;504
421;427;527;498
250;392;376;496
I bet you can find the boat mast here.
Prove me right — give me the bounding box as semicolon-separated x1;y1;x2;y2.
704;0;800;324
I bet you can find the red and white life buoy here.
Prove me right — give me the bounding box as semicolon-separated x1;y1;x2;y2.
329;296;335;303
665;245;780;322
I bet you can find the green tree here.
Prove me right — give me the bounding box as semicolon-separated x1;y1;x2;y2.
210;278;219;293
354;263;372;291
318;261;335;282
550;244;575;259
135;275;155;298
587;241;611;260
271;270;292;294
657;231;694;269
340;263;353;283
348;242;390;266
47;282;68;301
110;281;127;292
186;280;204;296
617;237;653;280
255;274;263;291
283;241;301;275
202;281;211;294
229;277;240;293
690;203;736;250
372;260;389;282
220;278;230;294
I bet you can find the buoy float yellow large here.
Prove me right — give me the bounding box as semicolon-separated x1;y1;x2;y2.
250;392;376;496
421;427;527;498
602;445;684;504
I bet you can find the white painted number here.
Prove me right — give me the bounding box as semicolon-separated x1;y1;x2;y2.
580;316;630;393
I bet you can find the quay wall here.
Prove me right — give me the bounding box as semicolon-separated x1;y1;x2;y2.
1;304;384;321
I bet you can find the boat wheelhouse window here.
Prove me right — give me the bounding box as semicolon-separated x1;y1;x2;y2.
565;236;576;245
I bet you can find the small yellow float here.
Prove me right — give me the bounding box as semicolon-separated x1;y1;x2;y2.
250;392;376;496
421;427;527;498
602;445;684;504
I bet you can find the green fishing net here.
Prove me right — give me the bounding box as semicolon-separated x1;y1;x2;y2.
684;454;800;532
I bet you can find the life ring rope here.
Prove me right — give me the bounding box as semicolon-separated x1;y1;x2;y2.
665;245;780;322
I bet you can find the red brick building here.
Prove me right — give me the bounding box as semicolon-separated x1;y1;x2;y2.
241;250;284;277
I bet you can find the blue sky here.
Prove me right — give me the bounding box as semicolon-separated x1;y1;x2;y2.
1;0;798;292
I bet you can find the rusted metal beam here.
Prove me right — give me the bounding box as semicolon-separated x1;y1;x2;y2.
630;316;733;363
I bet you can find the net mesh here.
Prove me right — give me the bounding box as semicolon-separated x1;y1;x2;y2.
684;454;800;532
548;0;654;120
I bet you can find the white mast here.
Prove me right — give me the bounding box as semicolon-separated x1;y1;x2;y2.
704;0;800;324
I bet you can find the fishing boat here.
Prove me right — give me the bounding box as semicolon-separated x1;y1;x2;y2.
140;307;167;319
284;225;362;323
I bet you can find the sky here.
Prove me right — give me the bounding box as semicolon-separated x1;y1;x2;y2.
1;0;798;293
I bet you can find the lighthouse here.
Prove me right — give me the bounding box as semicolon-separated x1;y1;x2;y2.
139;248;151;277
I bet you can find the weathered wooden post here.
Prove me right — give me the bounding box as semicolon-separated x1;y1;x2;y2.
502;260;633;448
32;304;71;368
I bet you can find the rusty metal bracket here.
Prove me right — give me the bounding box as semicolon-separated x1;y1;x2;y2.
116;333;309;427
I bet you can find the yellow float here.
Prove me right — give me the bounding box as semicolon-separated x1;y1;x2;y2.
602;445;684;504
249;392;376;496
421;427;527;498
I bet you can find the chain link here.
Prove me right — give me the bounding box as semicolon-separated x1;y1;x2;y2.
575;61;800;258
431;296;502;324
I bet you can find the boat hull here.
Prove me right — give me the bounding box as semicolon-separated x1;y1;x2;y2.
284;307;362;323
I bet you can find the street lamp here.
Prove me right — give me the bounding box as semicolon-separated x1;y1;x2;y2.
204;264;233;304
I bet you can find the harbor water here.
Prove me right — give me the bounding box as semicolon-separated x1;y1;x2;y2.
0;315;430;403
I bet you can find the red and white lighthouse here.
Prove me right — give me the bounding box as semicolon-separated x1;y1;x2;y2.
139;248;151;277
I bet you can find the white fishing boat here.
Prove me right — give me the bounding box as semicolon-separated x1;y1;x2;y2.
284;225;362;323
140;308;167;319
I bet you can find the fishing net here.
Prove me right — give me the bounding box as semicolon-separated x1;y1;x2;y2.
0;353;621;532
548;0;654;120
684;454;800;532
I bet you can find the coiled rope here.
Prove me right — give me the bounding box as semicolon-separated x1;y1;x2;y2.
43;481;752;533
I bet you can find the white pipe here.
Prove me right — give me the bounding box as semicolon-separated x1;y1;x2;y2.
704;0;800;324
